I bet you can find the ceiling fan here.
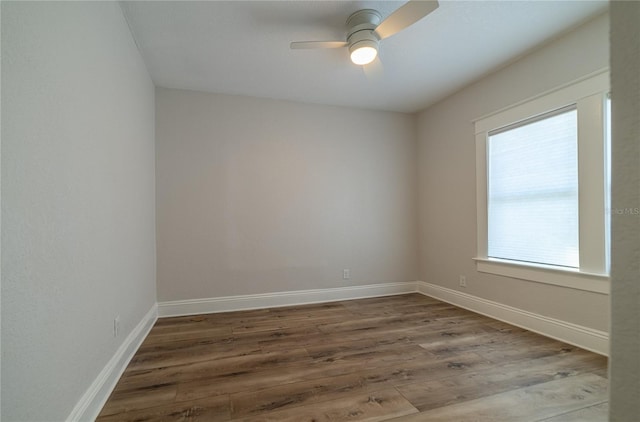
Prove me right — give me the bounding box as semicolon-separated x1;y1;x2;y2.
290;0;439;66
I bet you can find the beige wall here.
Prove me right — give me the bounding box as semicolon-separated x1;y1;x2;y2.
416;13;610;331
1;2;156;420
609;1;640;419
156;88;418;301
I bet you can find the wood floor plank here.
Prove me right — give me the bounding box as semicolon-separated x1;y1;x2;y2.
99;382;178;416
97;395;230;422
174;356;364;402
338;293;439;311
119;347;312;391
231;314;350;334
229;302;358;335
141;325;234;346
228;350;492;418
97;294;608;421
397;350;607;411
128;341;264;372
229;370;393;418
317;308;475;335
174;343;441;402
390;373;608;422
417;324;539;356
537;402;608;422
137;323;322;356
228;388;418;422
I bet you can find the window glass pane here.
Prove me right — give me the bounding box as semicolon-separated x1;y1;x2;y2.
488;108;579;268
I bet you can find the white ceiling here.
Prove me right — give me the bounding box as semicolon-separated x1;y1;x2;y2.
121;1;607;113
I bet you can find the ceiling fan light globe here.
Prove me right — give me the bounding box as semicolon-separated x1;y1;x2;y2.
349;39;378;65
350;46;377;65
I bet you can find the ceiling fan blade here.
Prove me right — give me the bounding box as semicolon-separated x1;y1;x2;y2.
374;0;439;40
290;41;348;50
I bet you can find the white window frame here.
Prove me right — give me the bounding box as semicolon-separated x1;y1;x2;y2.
473;69;610;294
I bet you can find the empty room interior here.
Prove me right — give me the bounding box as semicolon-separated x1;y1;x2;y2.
2;1;639;421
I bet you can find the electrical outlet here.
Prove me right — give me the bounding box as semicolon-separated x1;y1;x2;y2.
459;275;467;288
114;316;120;338
343;269;351;280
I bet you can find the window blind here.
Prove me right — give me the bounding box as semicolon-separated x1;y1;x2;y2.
487;106;579;268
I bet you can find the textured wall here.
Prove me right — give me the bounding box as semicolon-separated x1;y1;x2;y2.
156;88;418;301
1;2;156;420
609;1;640;419
416;13;610;331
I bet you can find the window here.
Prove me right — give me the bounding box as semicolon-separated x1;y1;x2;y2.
488;106;579;268
474;71;610;294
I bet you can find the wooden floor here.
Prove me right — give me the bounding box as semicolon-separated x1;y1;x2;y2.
97;293;608;421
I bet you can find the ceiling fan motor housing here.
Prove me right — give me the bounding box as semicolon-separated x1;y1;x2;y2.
346;9;381;53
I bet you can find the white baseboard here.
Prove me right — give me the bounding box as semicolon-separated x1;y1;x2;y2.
417;281;609;356
67;304;158;422
158;282;418;317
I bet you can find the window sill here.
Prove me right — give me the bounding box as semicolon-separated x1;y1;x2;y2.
473;257;610;294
